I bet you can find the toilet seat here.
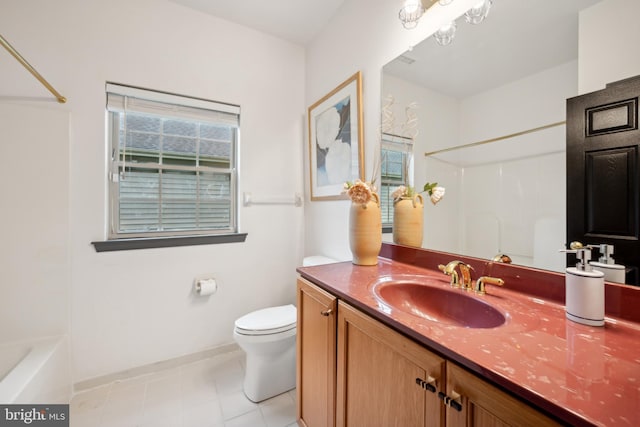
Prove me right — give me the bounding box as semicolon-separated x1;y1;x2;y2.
234;304;296;336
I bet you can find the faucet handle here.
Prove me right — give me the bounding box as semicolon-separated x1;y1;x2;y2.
474;276;504;295
438;263;460;288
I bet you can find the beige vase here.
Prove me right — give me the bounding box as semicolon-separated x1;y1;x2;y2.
393;194;424;247
349;193;382;266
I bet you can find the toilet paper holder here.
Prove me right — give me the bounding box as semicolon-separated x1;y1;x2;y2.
195;278;217;296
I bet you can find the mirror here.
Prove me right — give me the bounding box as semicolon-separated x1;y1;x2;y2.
381;0;608;276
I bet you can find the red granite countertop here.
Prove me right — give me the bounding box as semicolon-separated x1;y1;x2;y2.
297;255;640;427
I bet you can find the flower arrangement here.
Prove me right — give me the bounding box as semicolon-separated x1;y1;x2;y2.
391;182;445;205
343;179;377;206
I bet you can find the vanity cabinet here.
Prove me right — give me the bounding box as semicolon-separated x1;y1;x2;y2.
444;363;559;427
296;278;337;427
336;300;444;427
297;278;559;427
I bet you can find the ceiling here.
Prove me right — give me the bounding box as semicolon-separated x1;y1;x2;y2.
170;0;346;45
384;0;601;98
172;0;602;97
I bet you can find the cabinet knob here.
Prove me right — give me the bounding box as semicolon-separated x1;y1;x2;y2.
320;308;333;316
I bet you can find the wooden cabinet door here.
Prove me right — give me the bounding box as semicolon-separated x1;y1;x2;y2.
566;75;640;285
336;301;444;427
444;363;559;427
297;278;338;427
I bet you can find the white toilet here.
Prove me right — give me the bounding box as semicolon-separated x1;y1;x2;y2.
233;255;337;402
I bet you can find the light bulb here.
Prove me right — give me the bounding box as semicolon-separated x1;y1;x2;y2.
399;0;425;29
465;0;492;25
433;21;457;46
404;0;421;13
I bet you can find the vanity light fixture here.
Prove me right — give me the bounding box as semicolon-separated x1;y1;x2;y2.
399;0;456;30
399;0;493;47
432;0;493;45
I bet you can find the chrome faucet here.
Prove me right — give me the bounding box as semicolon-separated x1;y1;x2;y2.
438;261;474;290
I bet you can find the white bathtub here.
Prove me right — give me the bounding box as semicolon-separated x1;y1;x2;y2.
0;336;71;404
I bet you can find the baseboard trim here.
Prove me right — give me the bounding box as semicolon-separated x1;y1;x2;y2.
73;343;241;392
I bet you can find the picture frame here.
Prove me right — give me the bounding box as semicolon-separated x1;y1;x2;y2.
308;71;364;200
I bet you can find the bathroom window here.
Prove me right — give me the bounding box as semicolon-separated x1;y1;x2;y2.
101;83;244;250
381;134;413;229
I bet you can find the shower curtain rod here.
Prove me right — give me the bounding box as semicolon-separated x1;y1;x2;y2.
424;121;566;157
0;34;67;103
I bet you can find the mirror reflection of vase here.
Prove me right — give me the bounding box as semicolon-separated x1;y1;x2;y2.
393;194;424;248
349;193;382;265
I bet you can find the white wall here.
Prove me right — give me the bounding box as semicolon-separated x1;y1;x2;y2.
459;61;577;144
0;104;70;344
579;0;640;94
1;0;305;383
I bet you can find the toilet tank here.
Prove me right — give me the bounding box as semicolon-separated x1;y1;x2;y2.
302;256;338;267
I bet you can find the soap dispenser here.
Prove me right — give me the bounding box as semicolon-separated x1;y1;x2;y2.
561;242;605;327
589;244;626;283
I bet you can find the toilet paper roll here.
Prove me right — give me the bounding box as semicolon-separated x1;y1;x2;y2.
196;278;217;296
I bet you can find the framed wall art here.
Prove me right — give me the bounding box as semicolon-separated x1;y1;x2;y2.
308;71;364;200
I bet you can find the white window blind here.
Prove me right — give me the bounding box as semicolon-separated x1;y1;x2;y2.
381;134;414;226
106;83;240;239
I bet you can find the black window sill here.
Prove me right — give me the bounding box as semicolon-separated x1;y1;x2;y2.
92;233;248;252
382;226;393;234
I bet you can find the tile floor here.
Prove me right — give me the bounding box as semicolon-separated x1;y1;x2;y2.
70;350;298;427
